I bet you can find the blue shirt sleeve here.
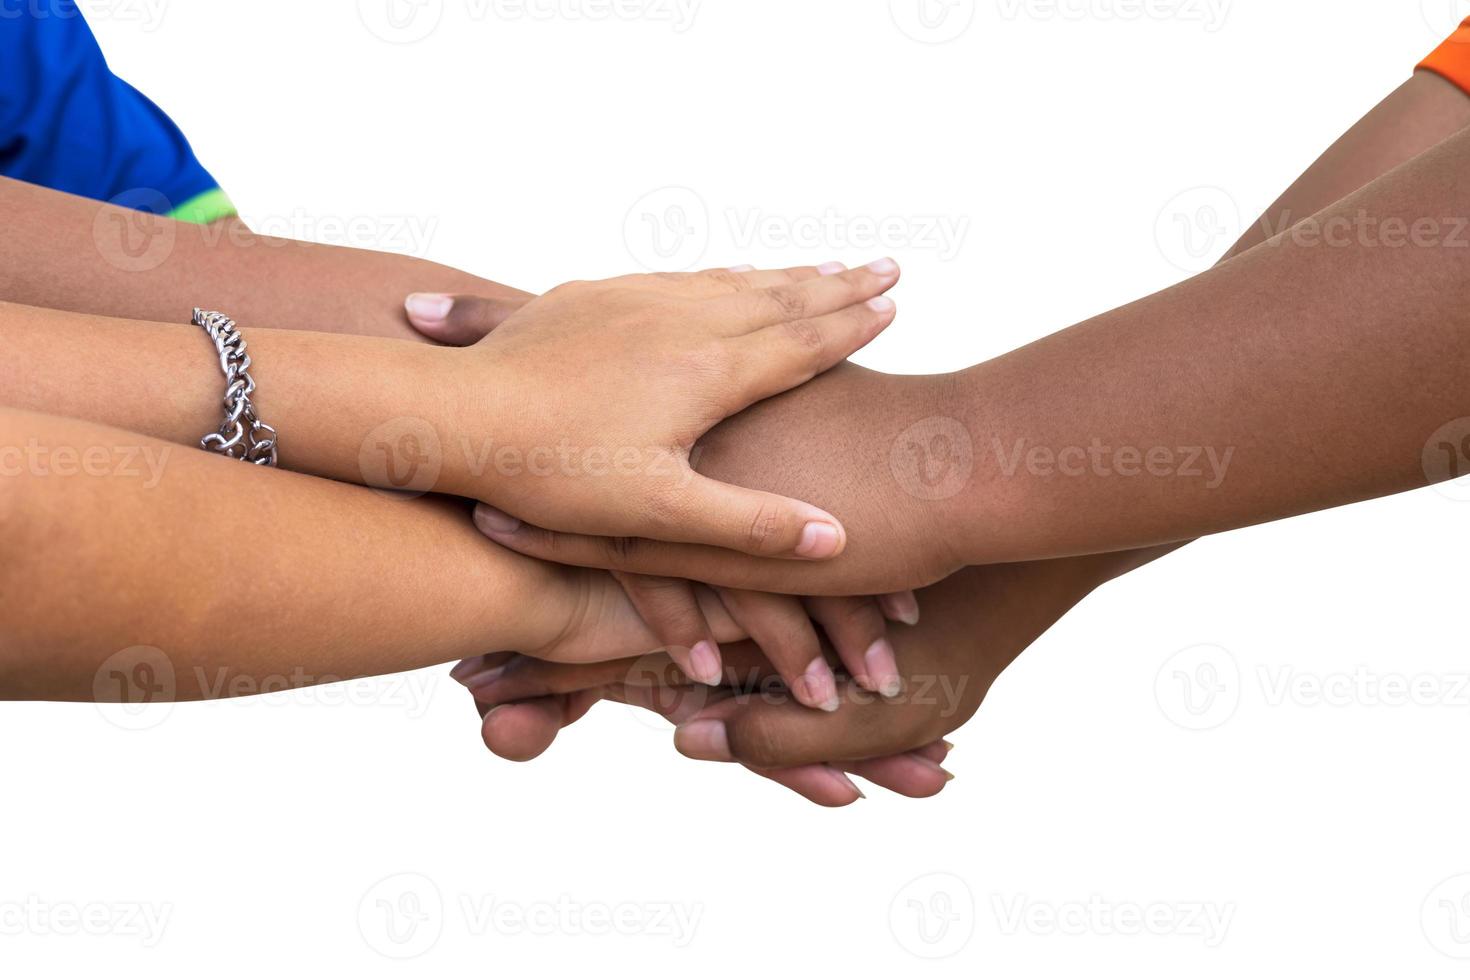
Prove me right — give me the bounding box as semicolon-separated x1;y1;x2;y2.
0;1;229;215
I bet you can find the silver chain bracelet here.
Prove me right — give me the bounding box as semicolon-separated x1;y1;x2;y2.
192;308;279;466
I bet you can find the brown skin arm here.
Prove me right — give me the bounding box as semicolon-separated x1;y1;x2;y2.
0;405;757;702
0;175;532;341
470;75;1470;594
1227;71;1470;258
457;70;1470;803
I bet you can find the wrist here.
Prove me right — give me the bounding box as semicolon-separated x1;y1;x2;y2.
427;340;545;503
924;360;1046;566
882;369;990;574
349;340;493;499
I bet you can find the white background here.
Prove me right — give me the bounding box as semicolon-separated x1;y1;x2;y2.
5;0;1470;975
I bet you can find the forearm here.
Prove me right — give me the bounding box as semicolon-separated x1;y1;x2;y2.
0;407;562;701
0;176;531;341
941;122;1470;564
544;74;1469;595
0;301;484;495
1016;71;1470;583
1227;71;1470;258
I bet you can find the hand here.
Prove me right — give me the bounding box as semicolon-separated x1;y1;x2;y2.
405;291;533;344
458;548;1176;803
452;649;954;806
470;362;970;596
429;261;902;563
601;571;914;702
404;266;916;687
505;560;753;665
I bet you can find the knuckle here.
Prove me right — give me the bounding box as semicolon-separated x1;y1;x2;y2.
782;317;825;354
602;535;647;567
765;284;810;320
726;718;788;769
702;269;747;292
529;528;561;556
744;502;788;554
834;598;883;634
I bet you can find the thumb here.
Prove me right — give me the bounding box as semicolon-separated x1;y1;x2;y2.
403;291;534;345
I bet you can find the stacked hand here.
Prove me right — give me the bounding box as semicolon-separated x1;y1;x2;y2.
411;266;937;702
453;554;1165;805
406;272;1174;804
418;261;915;686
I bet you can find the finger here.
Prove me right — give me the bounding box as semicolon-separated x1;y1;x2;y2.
612;572;723;685
605;671;939;805
404;291;534;345
476;485;849;563
643;261;832;300
450;651;517;692
463;639;789;708
878;590;921;626
803;595;902;698
844;749;953;798
665;474;847;560
717;588;839;712
469;654;668;706
706;257;900;331
478;697;569;761
684;265;818;295
729;291;898;408
673;680;933;768
746;763;864;807
563;688;602;727
914;738;952;765
606;682;721;728
473;506;874;589
706;262;844;289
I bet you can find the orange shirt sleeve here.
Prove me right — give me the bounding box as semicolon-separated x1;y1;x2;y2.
1419;17;1470;94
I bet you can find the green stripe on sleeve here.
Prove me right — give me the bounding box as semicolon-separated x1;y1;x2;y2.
166;187;237;224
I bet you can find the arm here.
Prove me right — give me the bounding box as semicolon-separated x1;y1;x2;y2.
0;406;697;701
459;69;1470;804
0;259;903;565
471;74;1470;595
0;176;531;341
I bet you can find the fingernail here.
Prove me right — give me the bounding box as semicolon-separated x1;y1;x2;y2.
831;769;865;800
674;719;731;761
405;292;453;324
449;659;483;683
728;264;755;272
941;739;955;752
794;521;842;559
912;754;954;782
798;657;840;712
817;261;846;275
474;504;522;536
863;638;903;699
689;641;723;685
866;295;895;313
462;665;509;695
866;257;898;275
879;590;920;626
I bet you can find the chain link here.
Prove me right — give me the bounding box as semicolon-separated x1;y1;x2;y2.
191;308;279;466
